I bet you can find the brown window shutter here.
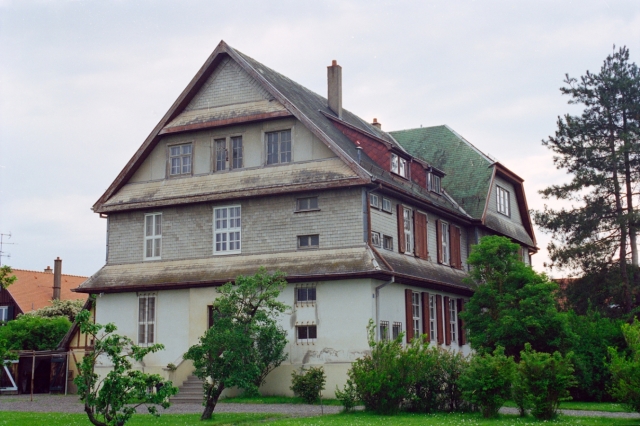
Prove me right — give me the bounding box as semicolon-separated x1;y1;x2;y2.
436;294;444;345
397;204;405;254
415;212;428;259
451;226;462;269
436;219;443;264
421;292;430;342
457;299;466;346
444;296;451;345
405;289;413;343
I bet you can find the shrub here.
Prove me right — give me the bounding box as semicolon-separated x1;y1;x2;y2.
517;344;576;420
460;347;515;418
335;378;358;412
608;319;640;413
439;348;471;412
0;314;70;351
404;343;445;413
511;369;530;417
349;320;409;414
290;366;326;404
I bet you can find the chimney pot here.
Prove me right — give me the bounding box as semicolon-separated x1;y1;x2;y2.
53;257;62;301
371;118;381;129
327;60;342;119
44;266;52;273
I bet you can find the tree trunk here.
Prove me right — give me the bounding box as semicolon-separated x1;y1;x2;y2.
200;383;225;420
84;404;108;426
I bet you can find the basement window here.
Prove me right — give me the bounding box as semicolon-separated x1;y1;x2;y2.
392;322;402;340
380;320;390;341
297;325;317;343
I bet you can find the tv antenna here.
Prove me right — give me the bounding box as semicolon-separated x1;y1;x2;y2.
0;233;15;267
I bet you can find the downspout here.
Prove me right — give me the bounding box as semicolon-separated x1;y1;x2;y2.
375;276;394;342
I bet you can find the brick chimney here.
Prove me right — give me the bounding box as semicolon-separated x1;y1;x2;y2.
371;118;381;129
53;257;62;300
44;266;52;273
327;60;342;119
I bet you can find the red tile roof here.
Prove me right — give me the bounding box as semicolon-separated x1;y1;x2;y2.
8;269;88;313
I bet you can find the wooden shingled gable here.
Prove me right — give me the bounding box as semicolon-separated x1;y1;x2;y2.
92;40;371;213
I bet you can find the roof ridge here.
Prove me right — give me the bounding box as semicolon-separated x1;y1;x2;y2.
12;268;88;278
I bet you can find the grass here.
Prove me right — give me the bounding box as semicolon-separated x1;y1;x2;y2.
503;400;635;413
220;395;343;406
0;411;638;426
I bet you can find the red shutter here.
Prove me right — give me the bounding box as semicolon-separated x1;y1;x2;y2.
444;296;451;345
436;219;443;264
421;292;430;342
397;204;405;254
451;226;462;269
436;294;444;345
405;289;413;343
415;212;428;259
457;299;466;346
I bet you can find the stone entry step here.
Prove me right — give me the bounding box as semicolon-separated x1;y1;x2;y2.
170;375;204;404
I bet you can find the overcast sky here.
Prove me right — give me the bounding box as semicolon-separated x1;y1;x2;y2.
1;0;639;277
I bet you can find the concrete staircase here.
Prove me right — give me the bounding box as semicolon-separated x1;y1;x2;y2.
170;375;204;404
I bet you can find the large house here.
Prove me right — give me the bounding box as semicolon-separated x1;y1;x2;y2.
74;41;536;397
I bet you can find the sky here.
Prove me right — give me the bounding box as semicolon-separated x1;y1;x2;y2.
1;0;639;277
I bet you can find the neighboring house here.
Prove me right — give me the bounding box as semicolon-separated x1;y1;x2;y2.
57;297;95;394
0;258;87;322
74;41;537;397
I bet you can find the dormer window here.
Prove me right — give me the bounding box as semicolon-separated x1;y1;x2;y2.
391;154;408;178
169;143;192;176
428;172;441;194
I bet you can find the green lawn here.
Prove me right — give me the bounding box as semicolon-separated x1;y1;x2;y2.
503;401;635;413
0;411;638;426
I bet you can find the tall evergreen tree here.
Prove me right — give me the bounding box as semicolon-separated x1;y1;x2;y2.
534;46;640;314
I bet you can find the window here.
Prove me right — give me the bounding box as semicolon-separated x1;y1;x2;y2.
296;197;319;211
169;143;192;176
412;292;422;337
382;198;392;213
371;231;381;247
449;298;458;344
403;207;413;254
138;294;156;345
370;193;380;209
266;130;292;165
214;206;241;254
441;221;450;265
429;295;437;342
497;186;510;216
380;320;389;341
391;154;408;178
428;173;441;194
144;213;162;260
296;287;316;303
383;235;393;251
392;322;402;340
298;234;319;249
207;305;215;329
0;306;8;322
297;325;317;343
215;137;243;171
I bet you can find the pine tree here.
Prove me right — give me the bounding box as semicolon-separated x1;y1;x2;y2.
534;46;640;313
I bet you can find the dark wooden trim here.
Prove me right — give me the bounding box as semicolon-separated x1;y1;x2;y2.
444;296;451;345
397;204;406;254
436;295;444;345
415;211;428;260
421;292;430;342
457;298;466;346
436;219;443;264
159;111;293;135
405;289;413;343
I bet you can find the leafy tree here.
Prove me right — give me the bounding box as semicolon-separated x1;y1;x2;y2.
460;236;572;359
0;265;16;290
0;314;70;351
608;318;640;413
183;268;288;420
534;46;640;314
26;299;85;322
74;310;178;426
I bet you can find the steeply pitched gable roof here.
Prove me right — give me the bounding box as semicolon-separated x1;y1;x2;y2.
8;269;88;313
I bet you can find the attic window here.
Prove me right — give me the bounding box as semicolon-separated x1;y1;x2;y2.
169;143;192;176
497;186;510;216
427;173;441;194
391;154;408;178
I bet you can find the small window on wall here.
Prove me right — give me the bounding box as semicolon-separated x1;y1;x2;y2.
441;221;450;265
169;143;192;176
449;298;458;344
412;292;422;337
383;235;393;251
497;186;510;216
392;322;402;340
296;287;316;303
296;197;319;212
380;320;390;341
371;231;381;247
403;207;413;254
214;206;241;254
298;235;319;249
0;306;9;322
138;294;156;346
297;325;317;343
382;198;392;213
266;130;292;165
429;295;437;342
391;154;408;178
427;173;441;194
144;213;162;260
370;193;380;209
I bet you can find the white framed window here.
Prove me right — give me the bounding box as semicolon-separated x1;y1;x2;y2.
296;197;319;212
412;292;422;337
403;207;413;254
215;136;243;171
392;322;402;340
296;287;316;303
214;206;241;255
0;306;8;322
449;298;458;344
429;295;437;342
144;213;162;260
266;130;292;165
383;235;393;251
382;198;392;213
441;221;450;265
371;231;381;247
231;136;243;169
497;186;510;216
428;173;441;194
298;234;319;249
138;294;156;346
391;154;408;178
297;325;317;343
380;320;390;341
169;143;192;176
370;193;380;209
215;138;227;171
